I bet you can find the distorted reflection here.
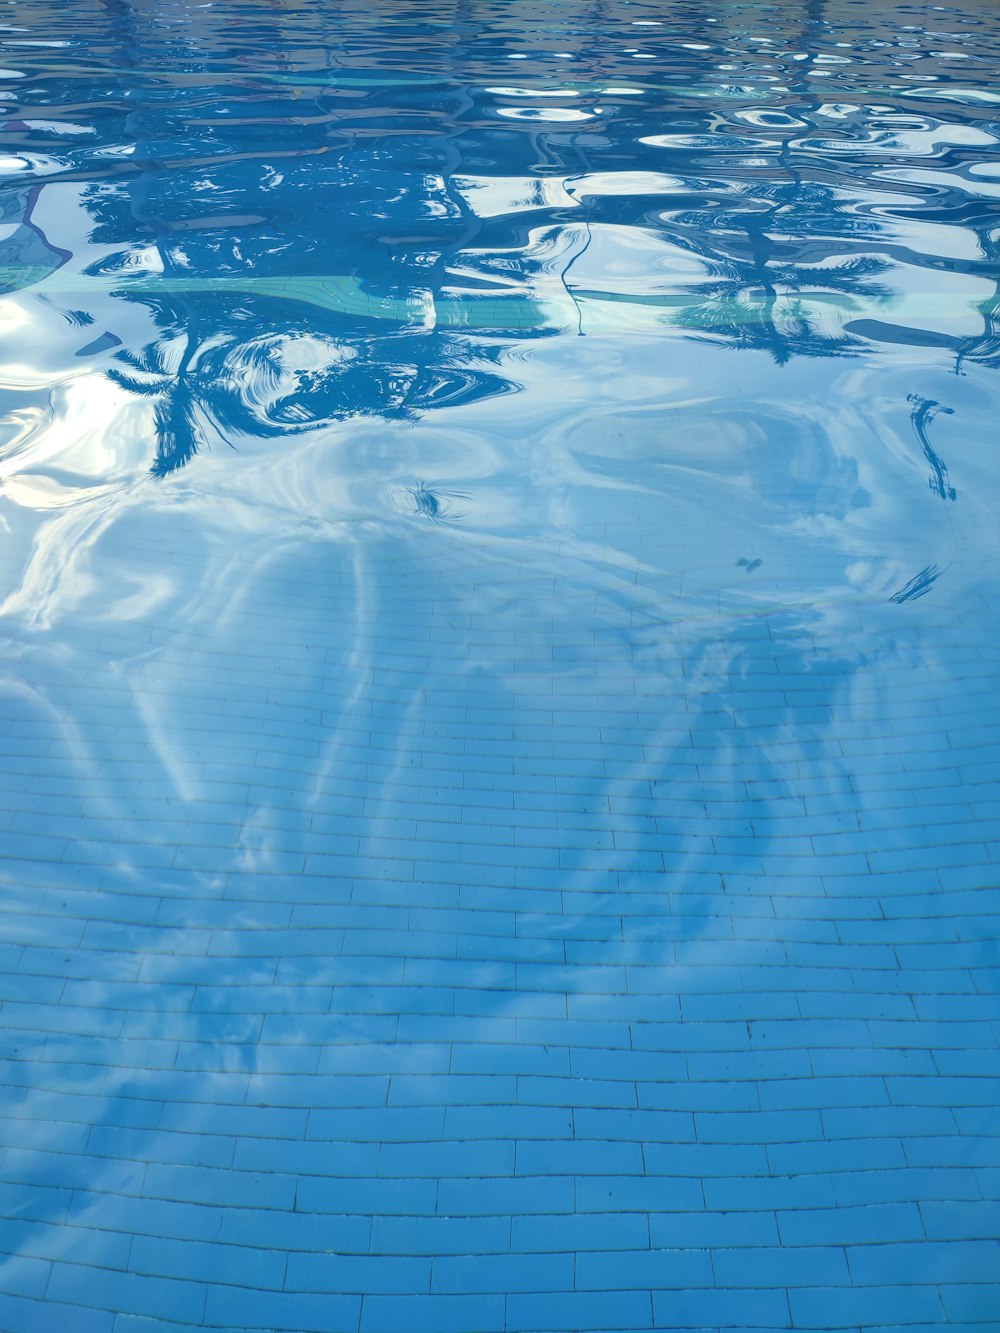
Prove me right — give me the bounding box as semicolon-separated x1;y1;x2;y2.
0;2;999;1327
0;0;995;485
908;394;957;502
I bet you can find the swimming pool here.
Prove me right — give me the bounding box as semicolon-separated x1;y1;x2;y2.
1;0;999;1329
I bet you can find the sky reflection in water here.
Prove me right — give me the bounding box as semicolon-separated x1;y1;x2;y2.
0;2;999;1330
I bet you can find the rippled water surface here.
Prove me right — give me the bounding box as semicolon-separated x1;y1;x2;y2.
1;1;999;1330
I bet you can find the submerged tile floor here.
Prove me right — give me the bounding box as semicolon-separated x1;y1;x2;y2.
1;432;998;1330
1;0;1000;1330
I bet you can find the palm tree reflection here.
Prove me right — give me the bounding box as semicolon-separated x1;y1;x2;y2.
75;0;995;476
106;321;516;477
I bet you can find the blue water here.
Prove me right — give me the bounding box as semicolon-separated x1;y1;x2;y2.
1;1;999;1329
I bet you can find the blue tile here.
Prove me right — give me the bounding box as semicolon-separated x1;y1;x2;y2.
444;1105;573;1139
431;1252;573;1294
651;1210;779;1249
437;1176;574;1216
512;1213;649;1252
833;1168;980;1208
508;1291;653;1331
922;1200;1000;1239
361;1293;504;1333
939;1283;1000;1322
846;1239;999;1285
379;1140;514;1177
0;1217;130;1269
128;1235;285;1289
777;1203;925;1247
296;1177;436;1216
142;1164;297;1210
788;1284;944;1327
0;1295;114;1333
768;1137;908;1175
205;1287;362;1331
47;1263;206;1324
0;1255;51;1299
516;1140;644;1176
652;1287;790;1327
287;1252;431;1294
714;1245;850;1287
576;1248;715;1290
220;1208;369;1252
371;1214;509;1255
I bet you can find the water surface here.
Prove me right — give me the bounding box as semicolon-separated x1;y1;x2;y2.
1;1;999;1330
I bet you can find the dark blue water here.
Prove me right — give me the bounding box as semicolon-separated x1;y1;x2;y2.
1;2;999;1330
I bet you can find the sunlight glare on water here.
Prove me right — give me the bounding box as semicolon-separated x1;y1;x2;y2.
0;1;999;1330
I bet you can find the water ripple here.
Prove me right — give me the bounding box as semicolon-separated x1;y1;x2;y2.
1;1;999;1327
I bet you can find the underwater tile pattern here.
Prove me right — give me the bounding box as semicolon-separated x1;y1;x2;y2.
1;0;999;1330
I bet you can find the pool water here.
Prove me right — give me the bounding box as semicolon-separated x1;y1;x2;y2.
1;1;999;1330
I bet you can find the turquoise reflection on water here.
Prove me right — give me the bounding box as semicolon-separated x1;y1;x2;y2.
0;1;999;1330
